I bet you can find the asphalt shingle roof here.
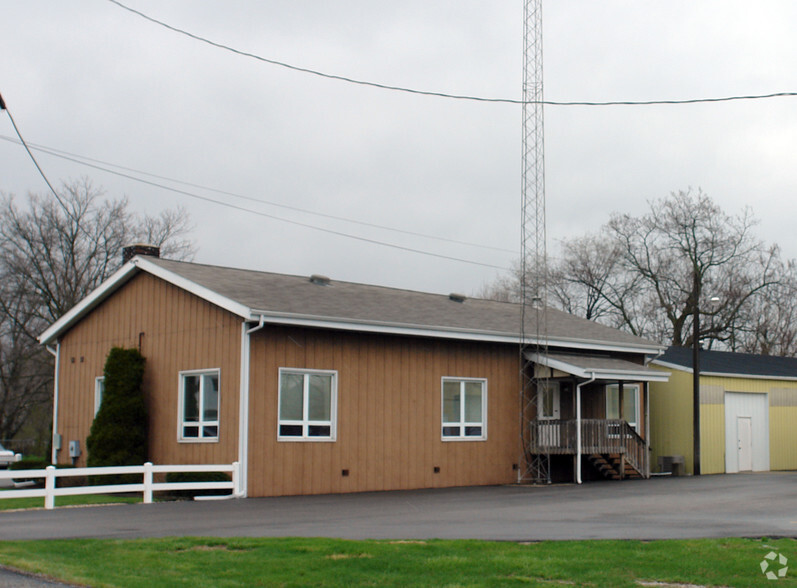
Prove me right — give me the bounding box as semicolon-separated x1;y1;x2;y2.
657;346;797;378
145;258;662;352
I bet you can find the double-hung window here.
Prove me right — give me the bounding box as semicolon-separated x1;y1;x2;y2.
278;369;337;441
606;383;640;433
180;369;220;441
441;378;487;440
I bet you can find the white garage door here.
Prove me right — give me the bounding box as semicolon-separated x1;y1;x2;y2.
724;392;769;473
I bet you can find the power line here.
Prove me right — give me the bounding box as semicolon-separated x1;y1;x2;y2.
0;135;509;271
0;134;517;256
106;0;797;108
0;93;68;210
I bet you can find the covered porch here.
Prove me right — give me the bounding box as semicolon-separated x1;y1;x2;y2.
524;351;670;482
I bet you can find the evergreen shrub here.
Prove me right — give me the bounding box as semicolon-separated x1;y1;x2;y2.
86;347;148;484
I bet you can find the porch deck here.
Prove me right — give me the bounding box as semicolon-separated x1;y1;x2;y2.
528;418;648;478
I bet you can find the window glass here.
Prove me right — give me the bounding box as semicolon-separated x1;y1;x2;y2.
464;381;483;422
308;374;331;421
279;373;304;421
442;381;461;423
202;374;219;421
94;377;105;417
606;386;619;420
184;375;200;422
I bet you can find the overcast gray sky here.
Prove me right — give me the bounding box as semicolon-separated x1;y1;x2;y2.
2;1;796;296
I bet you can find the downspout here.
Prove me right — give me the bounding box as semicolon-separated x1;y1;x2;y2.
46;343;60;465
575;373;597;485
238;316;265;497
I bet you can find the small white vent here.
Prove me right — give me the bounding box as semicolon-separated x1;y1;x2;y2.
309;274;331;286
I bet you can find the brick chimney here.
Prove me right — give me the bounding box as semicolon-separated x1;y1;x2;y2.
123;243;160;264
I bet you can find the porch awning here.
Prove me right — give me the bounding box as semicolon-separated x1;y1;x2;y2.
524;351;670;382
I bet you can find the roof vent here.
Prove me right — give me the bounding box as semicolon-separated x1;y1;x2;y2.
449;293;467;303
123;243;160;264
309;274;331;286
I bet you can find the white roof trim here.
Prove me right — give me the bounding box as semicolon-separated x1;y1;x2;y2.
527;352;671;382
251;312;665;355
136;257;250;319
39;256;252;345
38;262;139;345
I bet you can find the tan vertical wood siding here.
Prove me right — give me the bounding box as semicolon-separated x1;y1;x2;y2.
247;326;521;497
55;273;241;467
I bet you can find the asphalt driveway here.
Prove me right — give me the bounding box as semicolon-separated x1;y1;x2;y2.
1;472;795;542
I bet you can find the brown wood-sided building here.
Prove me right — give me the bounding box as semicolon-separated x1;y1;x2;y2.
39;250;668;497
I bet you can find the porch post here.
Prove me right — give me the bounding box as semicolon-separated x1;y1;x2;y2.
618;381;625;480
575;374;596;485
644;381;650;478
575;382;582;484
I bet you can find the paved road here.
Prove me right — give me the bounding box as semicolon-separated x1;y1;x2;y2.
0;567;74;588
1;472;796;542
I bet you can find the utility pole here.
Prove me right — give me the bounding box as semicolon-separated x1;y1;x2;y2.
692;268;701;476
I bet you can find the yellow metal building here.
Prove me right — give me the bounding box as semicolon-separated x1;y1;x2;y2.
650;347;797;475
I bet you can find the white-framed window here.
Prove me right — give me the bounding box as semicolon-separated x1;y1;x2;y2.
606;383;640;432
537;381;560;420
179;369;220;441
278;368;337;441
441;377;487;441
94;376;105;417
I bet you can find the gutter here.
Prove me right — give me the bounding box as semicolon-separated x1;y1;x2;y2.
575;373;597;485
46;344;60;464
249;312;664;356
236;316;266;497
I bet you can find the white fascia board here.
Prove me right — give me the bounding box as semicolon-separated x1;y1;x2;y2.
702;372;797;382
651;359;691;373
587;368;671;382
251;311;664;355
527;352;671;383
135;257;250;319
38;262;140;345
38;256;253;345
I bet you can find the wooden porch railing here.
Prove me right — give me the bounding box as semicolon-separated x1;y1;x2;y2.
528;419;648;476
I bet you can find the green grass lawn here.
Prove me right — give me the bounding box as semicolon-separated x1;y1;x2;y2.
0;536;794;587
0;493;141;511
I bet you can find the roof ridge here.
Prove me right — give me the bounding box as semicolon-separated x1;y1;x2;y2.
148;257;520;306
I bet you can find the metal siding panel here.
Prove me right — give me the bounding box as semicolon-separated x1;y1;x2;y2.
699;385;724;405
649;368;694;474
770;387;797;407
770;407;797;470
701;404;725;474
245;326;520;497
55;273;241;469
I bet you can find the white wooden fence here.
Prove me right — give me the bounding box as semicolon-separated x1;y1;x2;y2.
0;462;240;509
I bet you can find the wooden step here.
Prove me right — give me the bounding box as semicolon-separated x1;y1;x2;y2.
588;453;643;480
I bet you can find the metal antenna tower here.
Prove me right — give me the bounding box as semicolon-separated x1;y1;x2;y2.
519;0;550;483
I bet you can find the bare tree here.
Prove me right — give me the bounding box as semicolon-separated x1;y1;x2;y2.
608;189;780;348
0;177;196;443
0;282;50;441
731;258;797;356
479;189;789;353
